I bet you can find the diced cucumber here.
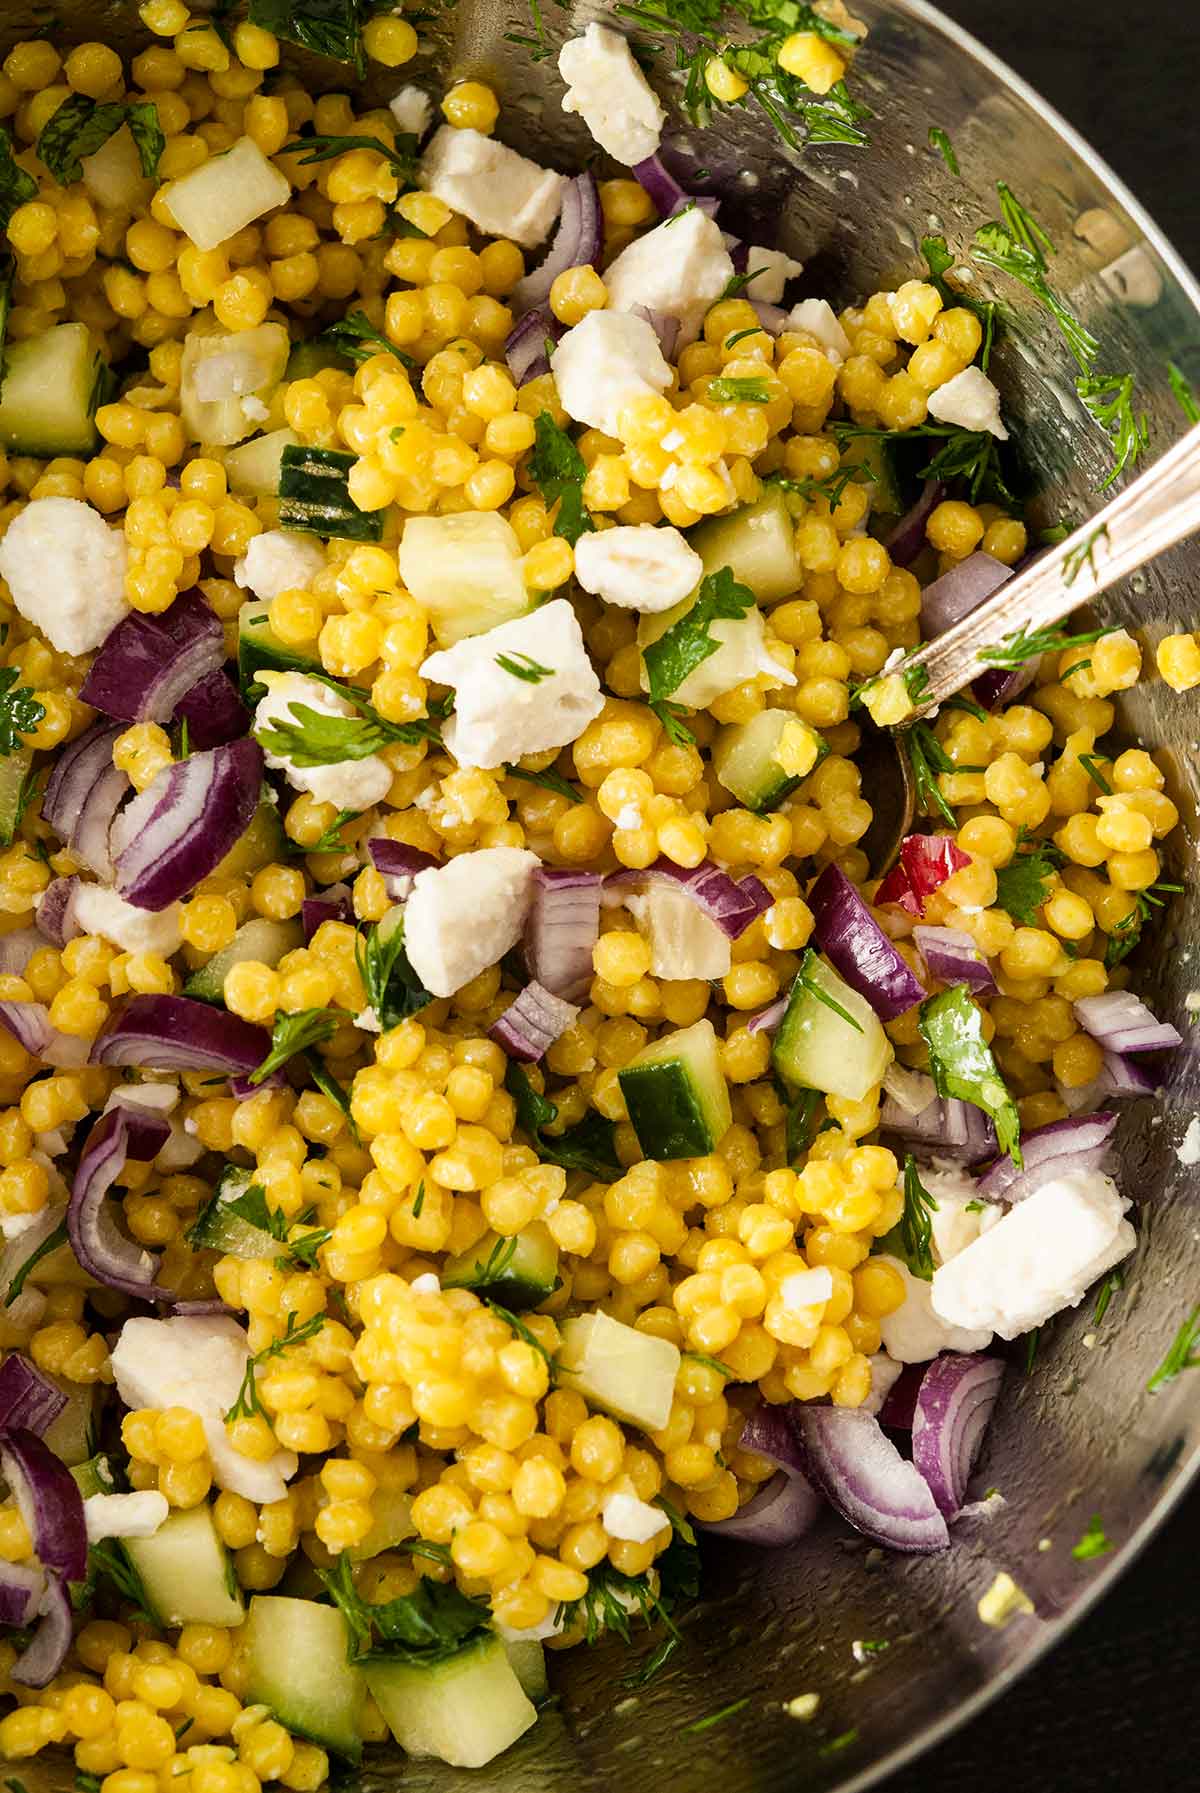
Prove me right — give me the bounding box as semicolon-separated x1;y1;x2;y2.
626;882;730;981
212;795;286;880
123;1503;245;1629
638;597;776;710
557;1310;680;1434
184;916;303;1004
772;950;892;1102
840;436;902;514
286;339;350;381
180;321;290;449
689;487;803;605
224;427;300;498
397;513;534;647
365;1635;536;1769
43;1379;98;1467
712;710;829;812
70;1453;116;1499
617;1017;732;1161
442;1222;559;1313
347;1484;415;1562
278;444;382;543
187;1166;276;1259
165;137;292;254
503;1638;547;1704
0;746;33;846
0;323;103;456
244;1595;365;1759
238;604;321;703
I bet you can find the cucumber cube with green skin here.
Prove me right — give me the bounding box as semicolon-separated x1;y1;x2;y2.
617;1017;732;1160
0;324;103;457
244;1595;365;1759
223;428;300;499
211;796;287;881
688;486;804;605
442;1222;560;1312
772;953;893;1103
187;1167;277;1260
557;1311;680;1433
365;1636;536;1769
42;1379;98;1467
346;1484;415;1563
0;747;33;847
123;1504;245;1630
712;709;829;812
184;916;304;1005
278;444;383;543
238;603;322;703
503;1637;548;1703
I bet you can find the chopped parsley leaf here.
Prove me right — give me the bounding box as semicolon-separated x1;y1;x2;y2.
1148;1305;1200;1391
993;835;1064;926
1071;1515;1113;1561
527;411;594;547
643;566;756;706
928;125;959;174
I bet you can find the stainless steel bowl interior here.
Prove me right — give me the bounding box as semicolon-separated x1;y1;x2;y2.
8;2;1200;1787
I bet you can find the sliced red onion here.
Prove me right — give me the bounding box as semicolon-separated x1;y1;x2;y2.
0;1353;66;1436
173;1297;237;1317
368;838;440;903
972;662;1038;712
0;1558;44;1628
35;879;81;949
875;833;970;917
1057;1049;1157;1115
0;1002;90;1068
880;1079;997;1164
920;550;1013;637
490;980;579;1063
737;1401;810;1475
1074;990;1183;1055
505;306;559;387
93;993;271;1077
913;925;996;994
0;925;47;972
113;738;264;912
747;994;787;1035
69;1102;172;1301
631;153;719;219
699;1468;822;1545
631;303;680;362
878;1361;923;1430
911;1352;1005;1519
788;1406;949;1553
977;1111;1117;1205
11;1571;72;1688
884;480;946;568
302;882;353;941
525;868;602;1003
80;589;224;723
174;668;250;749
808;862;926;1020
605;859;771;941
511;172;601;316
0;1428;87;1581
42;722;130;880
882;1062;937;1117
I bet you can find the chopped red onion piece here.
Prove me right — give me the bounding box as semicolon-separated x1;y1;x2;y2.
913;925;996;994
630;303;680;361
69;1102;172;1301
80;589;224;723
173;1298;237;1317
879;1081;996;1164
92;993;271;1077
878;1361;923;1431
35;880;81;949
505;305;559;386
511;172;601;316
113;738;264;912
737;1402;811;1476
0;925;49;972
302;883;353;942
699;1468;822;1546
749;300;788;335
912;1352;1005;1519
920;550;1012;637
490;980;580;1063
173;668;250;748
1073;990;1183;1055
632;153;720;219
976;1111;1117;1205
11;1571;72;1688
875;833;970;917
0;1559;44;1629
525;868;602;1002
0;1001;90;1068
0;1353;67;1437
42;722;131;881
0;1428;87;1582
809;862;926;1020
1057;1049;1157;1115
747;994;788;1035
884;480;946;568
972;661;1038;712
368;838;440;903
605;859;769;941
788;1406;949;1553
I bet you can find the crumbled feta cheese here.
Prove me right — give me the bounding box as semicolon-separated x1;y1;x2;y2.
744;247;805;304
0;497;129;656
418;126;564;248
410;1273;441;1294
389;85;433;139
615;804;643;830
779;1266;835;1309
573;525;702;612
931;1170;1135;1342
84;1490;169;1544
403;847;540;998
926;365;1009;440
601;1491;671;1543
420;599;604;769
1177;1116;1200;1165
877;1255;993;1363
912;1161;995;1266
234;529;326;601
786;298;852;364
356;1006;382;1033
111;1315;298;1503
550;310;672;437
558;24;665;166
624;884;730;980
0;1212;38;1240
603;206;735;347
860;1352;904;1417
240;396;270;424
71;884;183;958
253;671;394;812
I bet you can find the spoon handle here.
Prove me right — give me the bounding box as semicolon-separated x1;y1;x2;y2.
900;420;1200;717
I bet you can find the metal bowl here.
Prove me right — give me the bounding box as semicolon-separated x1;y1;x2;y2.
11;1;1200;1787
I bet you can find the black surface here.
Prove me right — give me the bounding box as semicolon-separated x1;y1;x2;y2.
880;17;1199;1792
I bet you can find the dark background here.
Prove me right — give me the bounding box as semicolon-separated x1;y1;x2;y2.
885;5;1199;1788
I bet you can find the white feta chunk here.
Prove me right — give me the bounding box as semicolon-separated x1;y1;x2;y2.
403;847;540;998
389;85;433;140
778;1266;835;1310
420;598;604;769
786;298;852;364
915;1160;1000;1267
1177;1116;1200;1166
603;206;735;347
861;1352;904;1417
84;1490;169;1544
573;525;701;612
926;365;1009;440
409;1272;441;1294
624;884;730;980
71;884;183;958
253;671;394;812
0;497;129;656
744;247;805;304
234;529;326;602
110;1315;298;1503
550;310;672;437
931;1170;1135;1342
601;1490;671;1543
0;1212;38;1240
877;1255;993;1363
418;126;564;248
558;24;665;167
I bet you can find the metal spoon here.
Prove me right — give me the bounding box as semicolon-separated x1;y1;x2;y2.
862;420;1200;874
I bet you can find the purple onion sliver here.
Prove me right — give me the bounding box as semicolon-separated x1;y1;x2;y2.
976;1111;1118;1205
511;172;601;316
737;1402;811;1478
92;993;272;1076
0;1559;44;1628
489;980;580;1063
630;303;680;362
1073;990;1183;1055
0;1428;87;1581
174;668;250;748
525;867;602;1003
172;1298;237;1317
631;152;719;219
69;1103;172;1302
35;880;81;949
368;838;440;903
605;859;766;941
913;924;996;994
302;883;353;942
884;479;946;568
911;1352;1005;1519
698;1469;822;1546
808;862;926;1021
972;661;1038;712
747;994;787;1035
920;550;1013;638
788;1406;949;1553
504;305;558;387
0;925;49;971
80;589;224;724
0;1353;67;1437
113;738;264;912
42;721;130;880
0;1001;90;1068
749;299;788;336
11;1572;72;1688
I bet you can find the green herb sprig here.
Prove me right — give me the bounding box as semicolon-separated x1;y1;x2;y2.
928;126;958;173
1076;373;1149;488
708;375;771;404
918;984;1022;1162
505;1063;621;1181
355;914;433;1031
643;566;756;707
37;96;164;186
225;1311;327;1422
282;130;413;180
496;651;554;684
1071;1515;1113;1561
1148;1305;1200;1391
317;309;414;369
319;1552;491;1665
251;1007;339;1085
504;762;582;804
527;411;594;547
